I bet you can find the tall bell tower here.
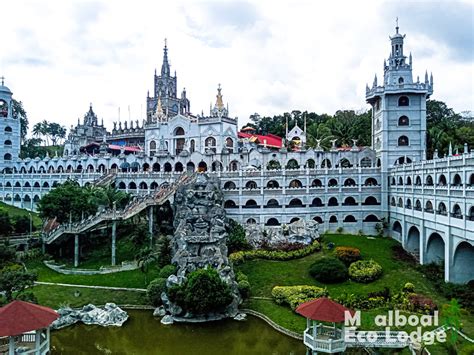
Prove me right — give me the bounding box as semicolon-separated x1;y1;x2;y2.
366;22;433;171
0;78;20;172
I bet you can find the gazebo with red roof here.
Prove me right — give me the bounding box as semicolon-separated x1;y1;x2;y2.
296;297;354;354
0;300;58;355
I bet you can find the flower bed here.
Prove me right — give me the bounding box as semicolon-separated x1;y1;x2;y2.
335;246;361;265
271;285;328;310
348;259;383;283
229;241;320;265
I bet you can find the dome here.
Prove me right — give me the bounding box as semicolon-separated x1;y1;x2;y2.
0;84;12;95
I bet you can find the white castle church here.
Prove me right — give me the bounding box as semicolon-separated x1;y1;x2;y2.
0;26;472;284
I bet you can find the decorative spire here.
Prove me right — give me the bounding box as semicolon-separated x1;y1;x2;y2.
0;76;4;86
373;74;377;88
215;84;224;110
448;142;453;155
409;52;412;66
395;16;399;34
425;70;429;83
430;72;433;86
161;38;170;76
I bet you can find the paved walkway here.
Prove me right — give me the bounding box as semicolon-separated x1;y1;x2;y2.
34;281;147;292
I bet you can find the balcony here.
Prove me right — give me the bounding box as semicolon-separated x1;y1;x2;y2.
303;324;346;353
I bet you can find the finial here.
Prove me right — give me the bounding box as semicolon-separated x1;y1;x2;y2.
396;17;399;33
0;76;4;86
164;38;167;48
89;102;92;109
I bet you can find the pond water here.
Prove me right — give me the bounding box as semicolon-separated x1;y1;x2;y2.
51;310;305;354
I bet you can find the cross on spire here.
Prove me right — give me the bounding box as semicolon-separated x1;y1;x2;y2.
396;17;399;33
0;76;4;86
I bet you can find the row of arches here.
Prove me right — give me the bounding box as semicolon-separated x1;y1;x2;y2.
1;181;59;188
390;197;473;220
391;173;471;187
223;177;379;190
1;194;41;202
266;157;375;170
256;214;381;226
225;196;380;209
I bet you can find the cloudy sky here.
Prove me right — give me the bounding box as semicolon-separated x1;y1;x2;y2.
1;0;472;133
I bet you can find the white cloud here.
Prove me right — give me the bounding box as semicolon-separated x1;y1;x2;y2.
0;0;472;134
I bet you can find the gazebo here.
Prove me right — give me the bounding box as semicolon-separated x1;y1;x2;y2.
296;297;354;354
0;300;58;355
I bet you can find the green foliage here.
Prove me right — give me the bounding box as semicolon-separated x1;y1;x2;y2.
135;247;158;285
349;259;383;283
402;282;415;293
226;219;251;254
0;244;16;268
158;264;176;279
0;269;37;301
336;227;344;234
130;224;150;248
238;280;251;299
0;211;12;236
37;180;99;223
309;257;348;283
229;241;320;265
443;299;461;345
168;267;233;315
11;99;28;143
335;246;361;265
32;119;66;146
15;291;38;304
147;278;167;307
271;285;328;310
156;235;172;267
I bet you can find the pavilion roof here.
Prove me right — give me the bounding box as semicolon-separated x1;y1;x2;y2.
296;297;354;323
0;301;58;337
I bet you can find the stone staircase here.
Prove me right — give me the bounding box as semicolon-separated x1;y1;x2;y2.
93;171;117;187
44;173;194;244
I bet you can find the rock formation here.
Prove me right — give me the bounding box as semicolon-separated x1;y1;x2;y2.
161;173;240;322
52;303;128;329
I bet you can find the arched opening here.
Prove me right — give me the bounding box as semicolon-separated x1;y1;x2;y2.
328;197;338;206
343;197;357;206
343;178;356;187
390;197;396;206
290;217;301;224
198;161;207;172
415;176;422;186
470;174;474;186
311;179;322;187
33;182;40;188
425;200;434;213
267;160;281;170
398;136;409;146
128;182;137;190
33;195;40;203
118;182;126;189
3;153;12;161
313;216;323;224
392;221;402;235
266;199;280;208
139;181;148;190
186;162;195;172
4;126;12;133
0;100;8;117
42;182;49;188
468;206;474;221
245;181;258;189
363;196;379;205
438;202;447;216
289;179;303;188
406;226;420;253
130;162;140;173
190;139;195;153
364;177;378;186
142;163;149;172
452;204;463;219
398;96;409;106
426;175;434;186
415;199;422;211
288;198;304;208
452;242;474;284
395;156;412;165
266;218;280;226
211;161;223;172
329;215;338;223
321;159;332;169
376;158;381;167
338;158;352;168
205;137;216;153
360;157;372;168
149;140;156;154
110;164;118;172
266;180;279;188
4;140;11;146
438;174;447;186
23;195;31;202
328;178;338;187
398;115;409;126
24;182;31;188
152;163;160;172
452;174;462;186
246;218;257;224
286;159;299;169
174;162;184;172
225;137;234;153
244;199;258;209
344;215;356;222
150;182;159;190
306;159;315;168
398;177;403;185
406;176;412;185
229;160;239;171
311;198;323;207
426;233;445;265
119;162;129;173
223;181;236;189
164;162;172;172
363;214;379;222
14;182;21;187
14;194;21;202
224;200;237;209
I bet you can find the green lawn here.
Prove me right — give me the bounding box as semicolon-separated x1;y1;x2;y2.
0;201;42;229
25;259;159;289
32;284;147;309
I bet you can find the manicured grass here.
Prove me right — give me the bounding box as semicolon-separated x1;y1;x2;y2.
0;201;42;229
32;284;147;309
26;259;160;289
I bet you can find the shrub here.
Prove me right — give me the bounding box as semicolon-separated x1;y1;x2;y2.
158;264;177;279
391;245;417;265
336;227;344;234
349;259;383;283
229;241;320;265
271;286;328;310
15;291;38;304
407;294;437;314
168;267;233;315
237;280;250;299
309;257;348;283
402;282;415;293
335;293;387;310
235;271;248;283
262;241;306;252
147;278;167;307
367;287;391;300
335;246;361;265
226;219;251;254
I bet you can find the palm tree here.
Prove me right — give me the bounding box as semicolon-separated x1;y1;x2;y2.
135;247;158;285
97;186;130;209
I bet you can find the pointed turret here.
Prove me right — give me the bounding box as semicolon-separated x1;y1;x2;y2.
161;39;170;76
425;70;429;83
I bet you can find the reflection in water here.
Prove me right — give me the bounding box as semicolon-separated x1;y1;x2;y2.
51;310;305;355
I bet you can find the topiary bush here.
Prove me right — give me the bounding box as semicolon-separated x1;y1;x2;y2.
272;285;328;310
167;267;233;315
236;271;250;299
309;257;348;283
349;259;383;283
158;264;177;279
335;246;361;265
147;278;167;307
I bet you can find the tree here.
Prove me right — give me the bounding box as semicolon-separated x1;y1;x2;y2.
0;211;13;236
13;215;31;234
226;219;250;254
11;99;28;143
0;269;37;301
47;122;67;146
135;247;158;285
97;186;131;210
37;180;99;223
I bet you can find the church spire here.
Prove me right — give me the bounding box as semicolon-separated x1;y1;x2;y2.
161;38;170;76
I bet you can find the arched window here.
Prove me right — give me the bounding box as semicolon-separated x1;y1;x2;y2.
164;162;172;172
470;174;474;186
198;161;207;172
128;182;137;190
190;139;195;153
266;218;280;226
247;218;257;224
225;137;234;153
398;96;409;106
328;197;338;206
329;215;338;223
364;177;378;186
438;202;447;216
406;199;412;209
415;176;422;186
311;198;323;207
223;181;236;189
343;197;357;206
360;157;372;167
406;176;412;185
398;116;409;126
398;136;409;146
306;159;315;168
391;177;396;185
0;100;8;117
152;163;160;172
390;197;396;206
174;127;185;136
289;179;303;188
229;160;239;171
149;140;156;151
363;214;380;222
344;215;357;222
452;174;462;186
288;198;304;208
398;77;404;84
267;160;281;170
175;162;184;172
339;158;352;168
286;159;299;169
244;199;258;209
452;204;463;219
425;201;434;213
266;199;280;208
313;216;323;224
398;177;403;185
328;178;338;187
4;140;11;146
4;126;12;133
3;153;11;161
139;181;148;190
343;178;356;187
266;180;279;188
224;200;237;208
426;175;434;186
245;181;257;189
205;137;216;153
311;179;322;187
398;198;403;207
321;159;331;168
363;196;379;205
415;199;422;211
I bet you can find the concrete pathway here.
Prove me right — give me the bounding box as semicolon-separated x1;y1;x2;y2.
34;281;147;292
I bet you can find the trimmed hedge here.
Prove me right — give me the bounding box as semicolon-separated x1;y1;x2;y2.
335;246;361;265
147;278;167;307
272;285;328;310
348;259;383;283
158;264;177;279
229;241;320;265
309;257;349;283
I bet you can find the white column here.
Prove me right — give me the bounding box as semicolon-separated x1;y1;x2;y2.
8;336;15;355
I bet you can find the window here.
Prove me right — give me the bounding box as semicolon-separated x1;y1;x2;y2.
3;153;11;161
174;127;185;136
0;100;7;117
4;126;12;133
4;140;11;146
205;137;216;153
398;96;409;106
149;140;156;151
398;116;409;126
398;77;404;84
398;136;409;146
190;139;195;153
226;137;234;153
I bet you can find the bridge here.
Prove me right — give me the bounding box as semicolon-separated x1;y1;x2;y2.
43;173;195;266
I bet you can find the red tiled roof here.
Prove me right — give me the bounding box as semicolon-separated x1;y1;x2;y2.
296;297;354;323
238;132;282;148
42;217;59;233
0;301;58;336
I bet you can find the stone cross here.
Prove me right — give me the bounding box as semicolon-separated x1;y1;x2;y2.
0;76;4;85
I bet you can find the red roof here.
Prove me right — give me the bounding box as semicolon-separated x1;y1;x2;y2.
42;217;59;233
238;131;282;148
0;301;58;336
296;297;354;323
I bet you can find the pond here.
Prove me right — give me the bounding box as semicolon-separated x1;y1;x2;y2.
51;309;305;354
